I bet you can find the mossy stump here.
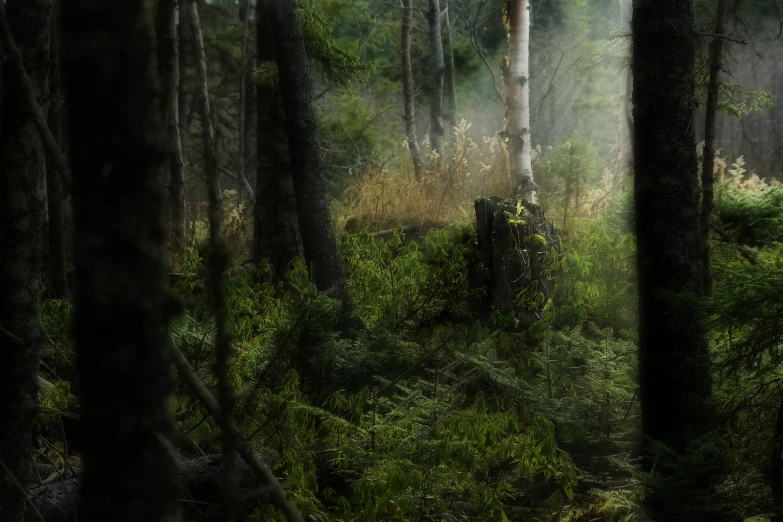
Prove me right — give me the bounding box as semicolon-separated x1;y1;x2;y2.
474;196;560;327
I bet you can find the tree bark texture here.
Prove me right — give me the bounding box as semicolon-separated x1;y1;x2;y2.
632;1;717;519
61;0;181;519
443;0;458;133
507;0;535;202
178;0;190;176
187;2;222;231
253;0;302;278
699;0;729;297
267;0;352;317
157;0;186;251
474;197;559;329
46;3;68;298
427;0;445;155
0;2;51;521
401;0;424;181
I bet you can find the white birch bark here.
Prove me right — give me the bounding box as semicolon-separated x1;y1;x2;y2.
507;0;535;202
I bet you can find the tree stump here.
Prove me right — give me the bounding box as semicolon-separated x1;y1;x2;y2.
474;196;560;327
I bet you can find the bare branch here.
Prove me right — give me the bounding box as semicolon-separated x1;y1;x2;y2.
168;339;305;522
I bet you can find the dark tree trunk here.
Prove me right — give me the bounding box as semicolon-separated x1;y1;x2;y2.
61;0;181;520
772;390;783;522
157;0;186;251
0;2;52;521
442;0;457;133
178;0;189;175
474;197;559;329
267;0;353;320
699;0;728;297
188;2;222;230
632;2;717;520
46;3;68;298
243;21;257;203
427;0;445;155
254;1;301;278
401;0;424;181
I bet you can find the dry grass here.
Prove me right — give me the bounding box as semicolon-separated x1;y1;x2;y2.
341;120;513;233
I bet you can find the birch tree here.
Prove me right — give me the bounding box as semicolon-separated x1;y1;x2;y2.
506;0;535;202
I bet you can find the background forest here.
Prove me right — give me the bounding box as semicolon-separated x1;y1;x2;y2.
1;0;783;522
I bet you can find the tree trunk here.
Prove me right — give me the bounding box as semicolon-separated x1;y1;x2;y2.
474;197;559;329
507;0;535;202
699;0;729;298
178;0;189;176
401;0;424;181
614;0;633;190
187;2;222;230
427;0;445;155
253;0;302;278
242;4;257;205
237;0;254;205
46;3;68;298
443;0;457;133
157;0;186;251
268;0;353;321
772;390;783;522
0;2;51;521
632;2;717;519
61;0;182;519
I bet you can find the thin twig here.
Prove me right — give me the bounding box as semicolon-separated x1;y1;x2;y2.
0;324;24;346
697;32;748;45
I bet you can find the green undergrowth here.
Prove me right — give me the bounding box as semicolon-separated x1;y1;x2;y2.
38;183;783;521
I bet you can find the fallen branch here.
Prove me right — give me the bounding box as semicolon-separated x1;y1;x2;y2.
0;1;72;189
169;339;305;522
711;223;759;265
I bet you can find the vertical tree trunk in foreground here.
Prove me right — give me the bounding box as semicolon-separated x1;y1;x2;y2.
632;1;717;519
157;0;186;251
507;0;535;202
699;0;729;297
188;2;222;229
427;0;445;155
46;4;68;297
401;0;424;181
268;0;353;321
62;0;181;519
0;1;51;520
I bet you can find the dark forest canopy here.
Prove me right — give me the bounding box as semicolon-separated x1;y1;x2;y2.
0;0;782;521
